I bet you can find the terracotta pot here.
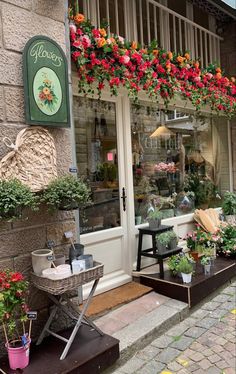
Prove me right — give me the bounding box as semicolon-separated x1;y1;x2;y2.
190;251;199;261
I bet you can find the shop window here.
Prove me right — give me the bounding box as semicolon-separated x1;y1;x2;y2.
74;97;120;234
131;103;229;224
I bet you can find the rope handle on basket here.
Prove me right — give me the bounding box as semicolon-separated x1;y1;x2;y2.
2;137;18;151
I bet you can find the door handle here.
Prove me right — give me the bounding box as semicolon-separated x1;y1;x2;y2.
121;187;127;212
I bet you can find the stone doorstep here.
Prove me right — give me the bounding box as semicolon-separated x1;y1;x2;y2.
94;292;189;373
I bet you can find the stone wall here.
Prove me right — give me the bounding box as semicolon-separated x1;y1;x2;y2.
0;0;75;353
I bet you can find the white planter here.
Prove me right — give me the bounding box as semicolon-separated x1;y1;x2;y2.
181;272;192;283
31;249;53;275
204;264;211;275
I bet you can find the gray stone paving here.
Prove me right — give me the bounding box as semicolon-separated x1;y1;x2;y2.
112;280;236;373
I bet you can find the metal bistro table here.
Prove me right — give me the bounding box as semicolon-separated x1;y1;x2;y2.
31;262;104;360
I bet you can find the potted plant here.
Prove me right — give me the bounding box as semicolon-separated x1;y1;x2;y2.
222;191;236;225
147;209;162;229
41;175;91;211
167;254;183;277
218;224;236;258
166;231;178;250
176;256;194;283
156;232;169;253
0;270;31;370
201;256;211;275
0;179;38;221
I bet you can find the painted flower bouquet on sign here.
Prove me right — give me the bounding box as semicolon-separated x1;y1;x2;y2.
0;270;33;370
69;10;236;117
37;73;58;113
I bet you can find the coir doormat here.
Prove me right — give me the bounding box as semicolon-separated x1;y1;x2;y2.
84;281;152;319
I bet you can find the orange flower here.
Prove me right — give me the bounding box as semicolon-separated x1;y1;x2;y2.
216;67;221;73
167;51;173;60
99;28;107;37
109;37;116;44
153;49;159;56
74;13;85;25
43;87;50;95
194;61;200;69
131;41;138;49
97;37;106;48
184;52;190;60
176;55;185;64
216;72;222;79
47;94;53;101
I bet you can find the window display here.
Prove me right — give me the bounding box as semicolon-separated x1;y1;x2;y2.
74;98;120;234
131;103;228;224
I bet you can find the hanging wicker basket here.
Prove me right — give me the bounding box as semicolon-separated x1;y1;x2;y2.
0;127;57;192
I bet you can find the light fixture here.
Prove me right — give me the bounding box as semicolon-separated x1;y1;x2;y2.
150;110;174;139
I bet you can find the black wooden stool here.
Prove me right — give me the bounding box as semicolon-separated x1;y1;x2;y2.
136;225;182;278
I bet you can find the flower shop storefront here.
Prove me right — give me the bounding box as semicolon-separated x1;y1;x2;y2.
69;13;236;296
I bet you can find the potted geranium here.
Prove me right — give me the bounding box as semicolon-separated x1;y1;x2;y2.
0;270;31;370
41;175;91;211
0;179;38;221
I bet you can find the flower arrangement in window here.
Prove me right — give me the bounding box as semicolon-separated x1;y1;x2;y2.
154;162;177;173
69;10;236;117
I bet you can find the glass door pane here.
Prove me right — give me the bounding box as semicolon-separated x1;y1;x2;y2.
74;98;120;234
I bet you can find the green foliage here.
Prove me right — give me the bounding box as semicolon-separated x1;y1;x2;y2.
147;209;162;220
184;174;218;207
42;175;91;211
176;256;194;274
222;191;236;215
219;224;236;257
96;163;117;182
0;179;38;220
0;270;29;341
167;254;183;275
156;232;170;245
200;256;211;265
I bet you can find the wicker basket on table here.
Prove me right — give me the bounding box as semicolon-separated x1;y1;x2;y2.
31;262;104;295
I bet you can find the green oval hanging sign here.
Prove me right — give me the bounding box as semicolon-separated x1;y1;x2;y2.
23;36;70;127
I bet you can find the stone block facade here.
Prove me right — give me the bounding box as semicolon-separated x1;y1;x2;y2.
0;0;75;355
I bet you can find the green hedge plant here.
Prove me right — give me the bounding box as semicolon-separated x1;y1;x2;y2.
0;179;38;220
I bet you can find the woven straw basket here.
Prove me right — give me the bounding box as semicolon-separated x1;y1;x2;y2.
31;262;104;295
0;127;57;192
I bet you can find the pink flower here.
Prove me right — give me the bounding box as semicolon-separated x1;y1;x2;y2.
119;55;130;64
69;23;77;34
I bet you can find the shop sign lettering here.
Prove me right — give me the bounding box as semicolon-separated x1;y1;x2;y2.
23;36;70;127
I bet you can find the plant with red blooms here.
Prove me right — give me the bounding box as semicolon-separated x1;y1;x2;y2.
69;12;236;118
0;270;29;341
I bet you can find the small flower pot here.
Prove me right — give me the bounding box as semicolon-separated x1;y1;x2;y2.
148;218;161;229
156;241;167;253
6;339;30;370
181;272;192;283
168;238;178;250
31;249;53;275
204;264;211;275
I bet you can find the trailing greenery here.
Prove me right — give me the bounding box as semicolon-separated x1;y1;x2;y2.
41;175;91;211
222;191;236;216
0;179;38;220
176;256;194;274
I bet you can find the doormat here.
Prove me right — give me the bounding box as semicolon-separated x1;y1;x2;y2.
85;282;153;319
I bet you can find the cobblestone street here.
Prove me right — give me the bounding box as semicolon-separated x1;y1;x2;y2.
113;281;236;374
